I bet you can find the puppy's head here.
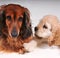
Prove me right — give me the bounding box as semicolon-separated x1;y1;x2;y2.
34;15;59;39
0;4;32;39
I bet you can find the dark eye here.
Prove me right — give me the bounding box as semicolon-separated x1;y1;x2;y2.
6;16;11;21
43;25;48;29
30;24;31;27
18;17;23;21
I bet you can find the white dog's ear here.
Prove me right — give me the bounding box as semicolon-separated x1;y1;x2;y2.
46;22;51;30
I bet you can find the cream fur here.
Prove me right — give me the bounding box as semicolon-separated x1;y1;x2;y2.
36;29;52;38
23;40;37;52
35;15;60;46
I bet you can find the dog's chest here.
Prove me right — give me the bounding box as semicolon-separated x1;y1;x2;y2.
1;37;24;52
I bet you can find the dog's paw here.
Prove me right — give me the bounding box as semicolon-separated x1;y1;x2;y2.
23;40;37;52
19;47;27;54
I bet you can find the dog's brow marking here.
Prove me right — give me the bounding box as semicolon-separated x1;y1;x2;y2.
12;9;16;21
14;12;16;21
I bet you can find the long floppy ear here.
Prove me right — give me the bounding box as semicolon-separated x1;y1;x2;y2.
0;5;7;26
0;11;4;36
20;10;32;40
0;11;6;25
0;5;6;23
0;5;7;37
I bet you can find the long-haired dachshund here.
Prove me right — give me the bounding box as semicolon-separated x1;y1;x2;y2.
0;4;33;54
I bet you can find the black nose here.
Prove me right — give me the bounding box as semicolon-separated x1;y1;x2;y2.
34;27;38;31
11;28;18;37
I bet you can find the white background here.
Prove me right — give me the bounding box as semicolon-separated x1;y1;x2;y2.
0;0;60;58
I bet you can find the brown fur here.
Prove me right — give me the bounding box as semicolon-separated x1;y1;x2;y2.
0;4;32;54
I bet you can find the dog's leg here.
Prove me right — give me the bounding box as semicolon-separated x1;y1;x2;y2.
48;33;55;46
19;47;27;54
23;40;37;52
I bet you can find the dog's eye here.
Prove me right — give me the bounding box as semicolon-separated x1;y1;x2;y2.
30;24;31;27
6;16;11;21
18;17;23;21
43;25;48;29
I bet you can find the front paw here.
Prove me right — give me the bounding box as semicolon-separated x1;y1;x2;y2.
48;40;55;46
19;47;27;54
23;40;37;52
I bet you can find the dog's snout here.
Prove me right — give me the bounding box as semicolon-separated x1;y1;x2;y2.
34;27;38;31
11;27;18;37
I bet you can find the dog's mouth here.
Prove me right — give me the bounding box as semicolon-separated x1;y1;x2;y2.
35;34;43;39
10;27;19;38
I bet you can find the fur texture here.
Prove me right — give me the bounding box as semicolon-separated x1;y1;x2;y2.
0;4;33;54
34;15;60;46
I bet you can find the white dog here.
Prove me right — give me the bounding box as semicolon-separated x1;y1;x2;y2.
34;15;60;46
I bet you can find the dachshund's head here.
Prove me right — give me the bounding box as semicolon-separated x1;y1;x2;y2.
0;4;32;39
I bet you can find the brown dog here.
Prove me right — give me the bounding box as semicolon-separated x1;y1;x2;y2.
0;4;33;54
34;15;60;46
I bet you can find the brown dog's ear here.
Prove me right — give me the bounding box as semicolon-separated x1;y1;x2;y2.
20;9;32;40
0;11;4;36
0;5;6;26
0;5;6;36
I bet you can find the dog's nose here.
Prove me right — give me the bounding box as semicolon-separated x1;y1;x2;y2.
34;27;38;31
11;28;18;37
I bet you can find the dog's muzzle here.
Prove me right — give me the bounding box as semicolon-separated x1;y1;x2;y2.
11;27;18;38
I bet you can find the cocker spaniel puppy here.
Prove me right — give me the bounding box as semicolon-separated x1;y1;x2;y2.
0;4;36;54
34;15;60;46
